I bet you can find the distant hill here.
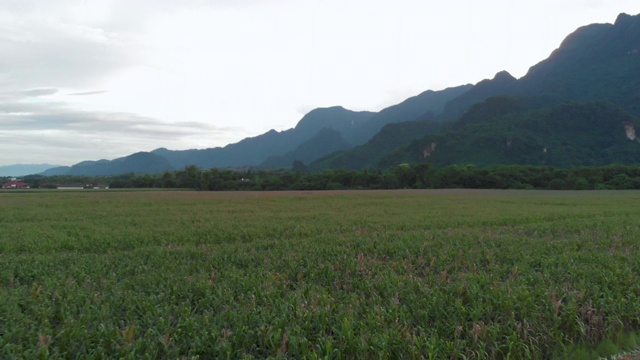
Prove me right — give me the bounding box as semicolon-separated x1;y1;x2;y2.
310;120;443;170
291;106;375;145
41;152;174;176
439;71;517;120
352;85;473;144
152;107;376;170
260;127;351;168
0;164;60;177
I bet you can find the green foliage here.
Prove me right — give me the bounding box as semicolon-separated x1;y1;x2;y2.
22;163;640;192
311;120;443;171
1;190;640;358
314;97;640;172
382;99;640;168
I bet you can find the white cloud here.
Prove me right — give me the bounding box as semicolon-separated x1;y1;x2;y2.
22;88;59;97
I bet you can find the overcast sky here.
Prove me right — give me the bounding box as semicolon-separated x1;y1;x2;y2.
0;1;637;166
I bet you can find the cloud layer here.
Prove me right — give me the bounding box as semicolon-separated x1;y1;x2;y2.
0;1;239;165
0;92;238;164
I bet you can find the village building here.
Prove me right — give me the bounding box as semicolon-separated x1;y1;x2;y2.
2;181;30;189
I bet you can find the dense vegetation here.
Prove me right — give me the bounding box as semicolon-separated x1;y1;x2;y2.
309;119;443;171
1;190;640;358
14;163;640;192
313;98;640;171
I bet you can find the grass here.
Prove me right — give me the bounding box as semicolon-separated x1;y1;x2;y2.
1;189;639;358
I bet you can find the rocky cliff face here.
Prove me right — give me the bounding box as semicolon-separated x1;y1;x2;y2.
624;121;640;142
422;142;437;158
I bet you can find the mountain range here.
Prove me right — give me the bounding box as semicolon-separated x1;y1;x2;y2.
0;164;60;177
34;12;640;176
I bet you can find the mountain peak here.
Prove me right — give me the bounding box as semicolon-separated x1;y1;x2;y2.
614;13;633;26
298;106;349;121
493;70;515;81
313;105;347;112
293;106;375;141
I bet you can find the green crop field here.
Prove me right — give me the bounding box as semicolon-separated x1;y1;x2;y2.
1;189;639;359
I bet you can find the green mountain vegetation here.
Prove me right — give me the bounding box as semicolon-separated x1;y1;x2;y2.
310;120;443;170
516;13;640;115
351;84;473;144
22;163;640;191
439;71;517;120
379;98;640;168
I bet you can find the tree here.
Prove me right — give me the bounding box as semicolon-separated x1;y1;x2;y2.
391;164;417;188
178;165;205;190
161;172;177;188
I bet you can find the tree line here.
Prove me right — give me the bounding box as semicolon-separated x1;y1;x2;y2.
15;164;640;191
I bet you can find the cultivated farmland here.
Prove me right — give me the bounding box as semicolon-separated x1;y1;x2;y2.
1;190;639;359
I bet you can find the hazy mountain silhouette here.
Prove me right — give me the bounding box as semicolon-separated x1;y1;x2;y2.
0;164;60;177
41;152;174;176
261;128;352;168
152;107;375;170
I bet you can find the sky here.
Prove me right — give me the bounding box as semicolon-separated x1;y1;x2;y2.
0;0;638;166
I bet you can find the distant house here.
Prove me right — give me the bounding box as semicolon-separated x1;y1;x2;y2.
55;184;85;190
2;181;29;189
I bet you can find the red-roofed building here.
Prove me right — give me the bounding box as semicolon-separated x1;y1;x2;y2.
2;181;29;189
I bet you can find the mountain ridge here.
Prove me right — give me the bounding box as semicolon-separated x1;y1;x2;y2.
41;85;467;175
35;12;640;176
